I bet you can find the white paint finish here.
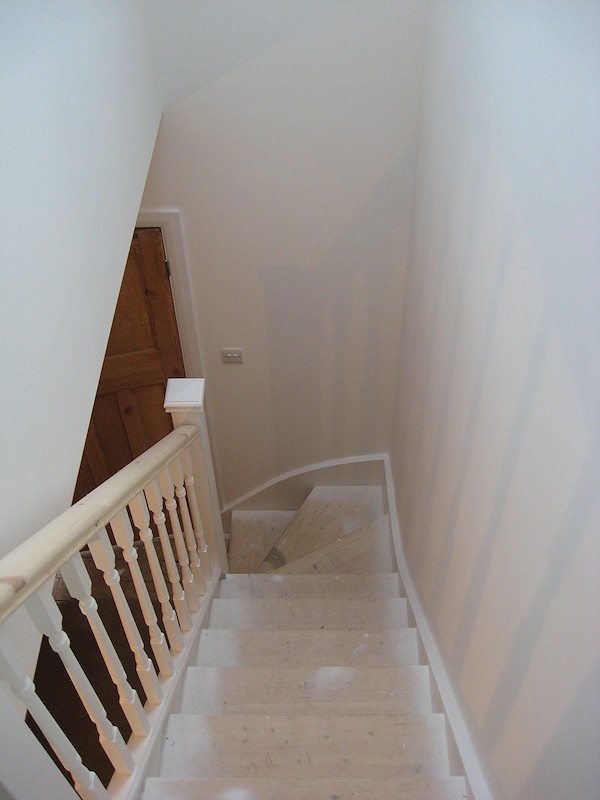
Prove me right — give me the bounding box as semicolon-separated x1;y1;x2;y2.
391;3;600;799
160;712;450;779
181;665;432;716
142;776;469;800
217;573;401;600
208;597;408;630
141;1;427;506
0;2;161;557
195;628;420;668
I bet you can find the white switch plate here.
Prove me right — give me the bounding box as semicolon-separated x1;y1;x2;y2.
222;347;244;364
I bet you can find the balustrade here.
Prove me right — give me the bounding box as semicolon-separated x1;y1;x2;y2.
0;379;226;800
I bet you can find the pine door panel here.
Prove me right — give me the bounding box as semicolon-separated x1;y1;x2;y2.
73;228;185;502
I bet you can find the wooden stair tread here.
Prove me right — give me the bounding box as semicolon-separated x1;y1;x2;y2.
260;486;384;570
181;665;432;715
208;597;408;629
228;510;297;573
195;628;420;667
271;517;394;574
217;572;401;599
160;713;451;779
142;776;469;800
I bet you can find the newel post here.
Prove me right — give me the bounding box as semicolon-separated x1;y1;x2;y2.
164;378;228;575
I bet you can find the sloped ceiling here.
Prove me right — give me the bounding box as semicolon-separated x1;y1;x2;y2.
143;0;348;108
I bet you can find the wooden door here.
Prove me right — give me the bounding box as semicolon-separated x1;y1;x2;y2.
73;228;186;502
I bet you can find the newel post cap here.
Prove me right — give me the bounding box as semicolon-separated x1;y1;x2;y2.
164;378;205;412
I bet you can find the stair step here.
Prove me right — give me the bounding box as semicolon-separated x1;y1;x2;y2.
228;510;296;573
160;713;451;780
180;666;432;715
260;486;384;570
208;598;408;629
195;628;420;667
272;517;394;574
143;776;469;800
217;572;401;599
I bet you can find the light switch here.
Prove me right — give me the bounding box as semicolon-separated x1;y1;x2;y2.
221;348;244;364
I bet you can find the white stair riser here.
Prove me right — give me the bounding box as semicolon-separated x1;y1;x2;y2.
160;713;451;780
208;598;408;629
195;628;421;667
180;665;432;715
143;776;469;800
217;572;401;599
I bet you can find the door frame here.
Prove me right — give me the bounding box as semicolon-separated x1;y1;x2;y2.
136;208;205;380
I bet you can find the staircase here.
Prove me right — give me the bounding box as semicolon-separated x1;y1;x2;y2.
141;486;468;800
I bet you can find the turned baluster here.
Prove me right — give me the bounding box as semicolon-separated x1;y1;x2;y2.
144;479;192;631
0;628;109;800
109;509;174;676
88;528;162;704
60;553;150;735
170;456;206;595
25;585;135;775
129;491;183;652
181;447;212;580
157;467;199;612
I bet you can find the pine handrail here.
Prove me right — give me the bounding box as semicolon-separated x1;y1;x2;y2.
0;425;199;626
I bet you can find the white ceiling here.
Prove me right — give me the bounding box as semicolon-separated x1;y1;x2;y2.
142;0;348;108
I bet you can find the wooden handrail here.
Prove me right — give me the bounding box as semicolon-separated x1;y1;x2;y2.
0;425;199;626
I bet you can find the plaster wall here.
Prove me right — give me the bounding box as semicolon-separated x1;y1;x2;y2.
0;2;161;556
141;0;427;507
391;3;600;798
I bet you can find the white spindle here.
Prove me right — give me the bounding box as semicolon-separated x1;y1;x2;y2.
25;585;135;776
109;509;174;676
182;447;212;580
129;492;184;652
59;553;150;736
0;628;109;800
88;529;162;705
144;479;192;631
157;467;200;612
171;456;206;595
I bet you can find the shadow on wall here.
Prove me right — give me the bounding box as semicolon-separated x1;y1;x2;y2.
258;150;414;476
515;655;600;800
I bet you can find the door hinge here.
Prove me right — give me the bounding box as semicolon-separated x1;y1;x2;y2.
165;259;171;277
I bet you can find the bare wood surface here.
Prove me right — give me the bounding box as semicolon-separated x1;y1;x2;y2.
0;425;198;625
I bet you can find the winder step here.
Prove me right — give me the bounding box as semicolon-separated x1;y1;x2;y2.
272;516;394;574
260;485;385;571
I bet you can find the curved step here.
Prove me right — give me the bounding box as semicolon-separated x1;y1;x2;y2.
228;510;296;573
195;628;420;667
180;665;432;715
260;486;384;570
217;572;401;599
272;516;394;574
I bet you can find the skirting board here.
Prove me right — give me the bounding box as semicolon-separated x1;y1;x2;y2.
382;453;497;800
222;454;388;515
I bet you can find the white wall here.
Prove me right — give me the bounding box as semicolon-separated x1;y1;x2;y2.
0;2;161;557
392;3;600;799
142;0;427;507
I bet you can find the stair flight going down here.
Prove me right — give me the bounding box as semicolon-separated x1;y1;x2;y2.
141;486;468;800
